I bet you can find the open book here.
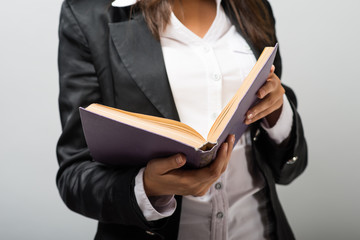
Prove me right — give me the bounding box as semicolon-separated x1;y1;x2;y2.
80;44;278;168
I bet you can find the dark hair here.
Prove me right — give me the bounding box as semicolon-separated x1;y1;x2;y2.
135;0;276;50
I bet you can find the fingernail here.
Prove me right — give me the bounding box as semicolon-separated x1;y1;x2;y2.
247;113;254;119
176;155;184;165
231;135;235;143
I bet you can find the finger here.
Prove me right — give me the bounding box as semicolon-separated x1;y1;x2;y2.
270;65;275;73
196;137;234;194
220;135;235;174
209;134;235;177
212;142;228;170
198;142;227;180
148;153;186;175
257;76;278;99
178;136;235;195
181;137;234;196
227;134;236;159
246;97;283;124
247;84;284;124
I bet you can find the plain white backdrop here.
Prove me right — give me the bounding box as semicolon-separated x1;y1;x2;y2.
0;0;359;239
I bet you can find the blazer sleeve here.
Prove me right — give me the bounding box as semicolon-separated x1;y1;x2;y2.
247;1;308;185
251;85;308;185
56;1;167;230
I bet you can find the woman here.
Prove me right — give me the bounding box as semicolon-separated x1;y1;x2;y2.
57;0;307;239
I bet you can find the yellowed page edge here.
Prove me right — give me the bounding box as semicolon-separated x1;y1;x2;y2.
207;47;274;142
86;104;205;148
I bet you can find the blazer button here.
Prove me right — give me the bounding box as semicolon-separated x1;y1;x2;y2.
253;129;261;141
287;156;298;165
146;231;155;236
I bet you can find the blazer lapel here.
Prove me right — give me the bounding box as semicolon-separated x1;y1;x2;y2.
108;13;180;121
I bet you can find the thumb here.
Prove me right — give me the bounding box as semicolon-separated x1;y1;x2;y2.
149;154;186;175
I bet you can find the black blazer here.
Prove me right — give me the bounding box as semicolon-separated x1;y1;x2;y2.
57;0;307;239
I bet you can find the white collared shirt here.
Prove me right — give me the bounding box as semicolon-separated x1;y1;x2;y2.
111;0;137;7
113;1;293;239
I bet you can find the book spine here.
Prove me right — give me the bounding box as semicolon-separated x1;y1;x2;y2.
193;143;219;168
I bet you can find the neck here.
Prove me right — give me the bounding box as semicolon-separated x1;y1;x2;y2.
172;0;217;38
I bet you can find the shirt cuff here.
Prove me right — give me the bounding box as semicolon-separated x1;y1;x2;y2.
134;167;177;221
260;95;294;144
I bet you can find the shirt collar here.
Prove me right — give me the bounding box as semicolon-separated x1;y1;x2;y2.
160;0;227;44
112;0;222;8
112;0;137;7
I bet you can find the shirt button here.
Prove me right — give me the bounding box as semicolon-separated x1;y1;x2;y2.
216;211;224;219
215;182;222;190
211;113;217;120
253;128;261;141
203;46;210;52
213;73;221;81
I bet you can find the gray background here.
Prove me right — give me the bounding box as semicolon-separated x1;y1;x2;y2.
0;0;359;239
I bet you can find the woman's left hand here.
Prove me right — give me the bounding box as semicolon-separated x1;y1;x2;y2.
245;65;285;127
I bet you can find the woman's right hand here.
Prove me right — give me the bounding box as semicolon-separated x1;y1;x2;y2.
143;135;235;197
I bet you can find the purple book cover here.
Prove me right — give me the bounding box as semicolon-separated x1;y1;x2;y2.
79;44;278;169
79;108;215;168
216;43;278;150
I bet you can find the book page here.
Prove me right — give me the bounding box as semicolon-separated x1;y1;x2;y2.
86;104;207;148
206;46;276;143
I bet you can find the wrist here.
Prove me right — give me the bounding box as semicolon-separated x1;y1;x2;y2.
143;168;155;197
135;168;177;221
265;105;283;127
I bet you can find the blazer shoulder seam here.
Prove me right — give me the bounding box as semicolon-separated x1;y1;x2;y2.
62;0;91;48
